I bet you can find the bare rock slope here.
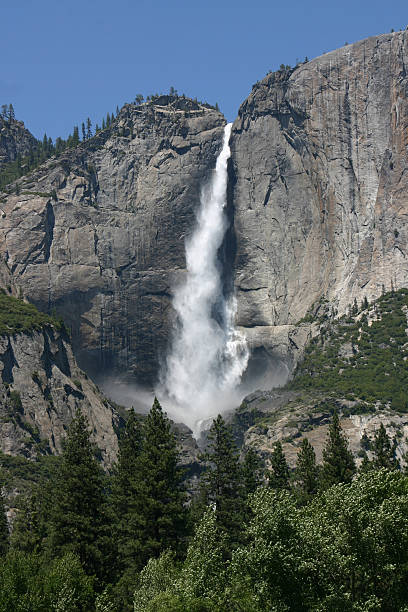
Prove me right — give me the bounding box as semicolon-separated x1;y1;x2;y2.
231;31;408;371
0;323;120;466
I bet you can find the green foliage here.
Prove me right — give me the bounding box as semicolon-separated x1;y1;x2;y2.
268;440;290;489
291;288;408;411
242;447;263;497
320;412;356;488
0;495;8;556
0;551;94;612
295;437;318;500
133;551;179;612
199;415;244;542
113;399;186;609
180;508;227;606
372;423;399;470
47;408;108;579
0;292;64;336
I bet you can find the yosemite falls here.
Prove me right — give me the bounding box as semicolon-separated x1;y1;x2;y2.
161;123;248;432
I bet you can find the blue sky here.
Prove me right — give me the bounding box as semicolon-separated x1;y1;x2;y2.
2;0;407;140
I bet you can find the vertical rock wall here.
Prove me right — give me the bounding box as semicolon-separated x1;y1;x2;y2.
230;31;408;369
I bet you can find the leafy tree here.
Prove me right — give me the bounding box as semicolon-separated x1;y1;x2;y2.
199;415;244;540
320;411;355;488
0;551;94;612
372;423;399;470
47;408;108;579
295;437;318;499
180;508;226;606
268;440;290;490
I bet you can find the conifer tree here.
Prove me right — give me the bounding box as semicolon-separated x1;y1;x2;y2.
268;441;290;489
0;493;8;556
295;438;318;498
8;103;15;122
47;408;107;578
242;446;263;497
321;411;355;488
72;126;80;146
122;398;186;575
81;122;86;141
111;409;143;568
200;415;244;539
372;423;399;470
86;117;92;139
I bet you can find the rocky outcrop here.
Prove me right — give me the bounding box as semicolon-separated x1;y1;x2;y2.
0;100;225;385
233;390;408;470
0;325;120;465
0;117;37;170
230;31;408;371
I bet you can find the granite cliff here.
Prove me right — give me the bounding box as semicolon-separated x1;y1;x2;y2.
1;32;408;392
230;30;408;374
0;294;120;466
0;98;225;385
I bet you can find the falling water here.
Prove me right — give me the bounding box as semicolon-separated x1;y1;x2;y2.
161;123;249;434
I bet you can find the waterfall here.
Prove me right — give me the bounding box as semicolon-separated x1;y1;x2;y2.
160;123;249;434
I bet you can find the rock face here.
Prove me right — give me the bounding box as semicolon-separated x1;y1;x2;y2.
0;100;225;385
0;325;120;465
230;31;408;371
0;117;37;170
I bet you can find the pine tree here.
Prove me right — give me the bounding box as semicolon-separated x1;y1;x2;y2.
121;399;186;577
372;423;399;470
0;493;9;555
200;415;244;540
7;103;15;122
295;438;318;498
86;117;92;139
242;447;263;497
72;126;80;146
268;441;290;489
81;122;86;141
102;118;106;130
320;411;356;488
111;409;143;568
47;408;108;578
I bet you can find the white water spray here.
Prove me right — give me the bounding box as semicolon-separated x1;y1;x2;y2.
160;123;249;434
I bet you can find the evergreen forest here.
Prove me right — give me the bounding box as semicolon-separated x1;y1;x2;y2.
1;394;408;611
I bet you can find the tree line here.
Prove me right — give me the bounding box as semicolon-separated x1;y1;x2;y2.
0;106;119;191
0;401;407;611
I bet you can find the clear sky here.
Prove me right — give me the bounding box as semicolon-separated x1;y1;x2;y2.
2;0;408;140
